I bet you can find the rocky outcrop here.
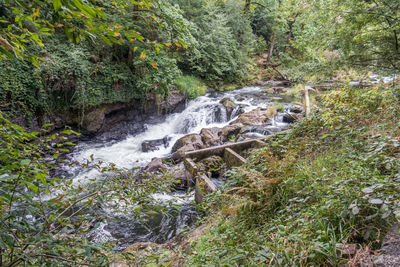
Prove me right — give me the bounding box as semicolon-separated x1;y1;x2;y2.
219;123;243;142
12;90;187;140
231;108;271;126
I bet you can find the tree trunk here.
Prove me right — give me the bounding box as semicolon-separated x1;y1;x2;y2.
266;30;276;63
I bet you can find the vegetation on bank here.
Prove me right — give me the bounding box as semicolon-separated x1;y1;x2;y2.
182;84;400;266
0;0;260;121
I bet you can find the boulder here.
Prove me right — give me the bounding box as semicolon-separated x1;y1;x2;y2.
201;127;222;146
231;108;271;126
171;134;204;153
145;157;167;172
141;136;171;152
169;162;190;189
220;123;243;142
164;90;186;113
290;104;304;114
220;97;237;118
171;134;205;161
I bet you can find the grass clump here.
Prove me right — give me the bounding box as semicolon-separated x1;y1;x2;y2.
175;75;207;99
186;85;400;266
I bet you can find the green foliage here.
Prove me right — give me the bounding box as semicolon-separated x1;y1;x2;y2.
0;112;176;265
175;75;207;99
271;102;284;112
0;59;46;117
174;0;255;84
187;85;400;265
0;0;184;64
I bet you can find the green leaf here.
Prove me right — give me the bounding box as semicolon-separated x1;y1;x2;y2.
53;0;62;11
20;159;31;166
26;182;39;192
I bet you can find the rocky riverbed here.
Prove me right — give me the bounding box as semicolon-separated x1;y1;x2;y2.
57;83;304;250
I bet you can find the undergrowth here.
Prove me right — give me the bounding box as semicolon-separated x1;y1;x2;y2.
187;85;400;266
175;75;207;99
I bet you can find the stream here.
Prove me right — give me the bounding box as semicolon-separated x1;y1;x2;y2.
59;85;292;250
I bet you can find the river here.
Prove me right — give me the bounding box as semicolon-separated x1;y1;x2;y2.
58;85;291;249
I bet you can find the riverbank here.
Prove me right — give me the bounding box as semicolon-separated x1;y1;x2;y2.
117;84;400;266
59;84;297;250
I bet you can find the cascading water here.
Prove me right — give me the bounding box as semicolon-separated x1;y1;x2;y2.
60;86;292;249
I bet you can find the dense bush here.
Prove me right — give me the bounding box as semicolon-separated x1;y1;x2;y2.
0;59;46;118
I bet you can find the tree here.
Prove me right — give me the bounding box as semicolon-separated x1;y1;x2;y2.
288;0;400;74
0;0;188;66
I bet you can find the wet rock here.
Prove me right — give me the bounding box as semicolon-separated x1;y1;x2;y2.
164;90;187;113
145;158;167;172
201;127;222;146
169;162;190;190
220;97;237;118
171;134;205;161
230;105;246;119
232;108;271;126
290;104;304;114
283;113;301;123
82;107;107;133
141;136;171;152
240;125;271;136
220;123;243;142
172;134;204;153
